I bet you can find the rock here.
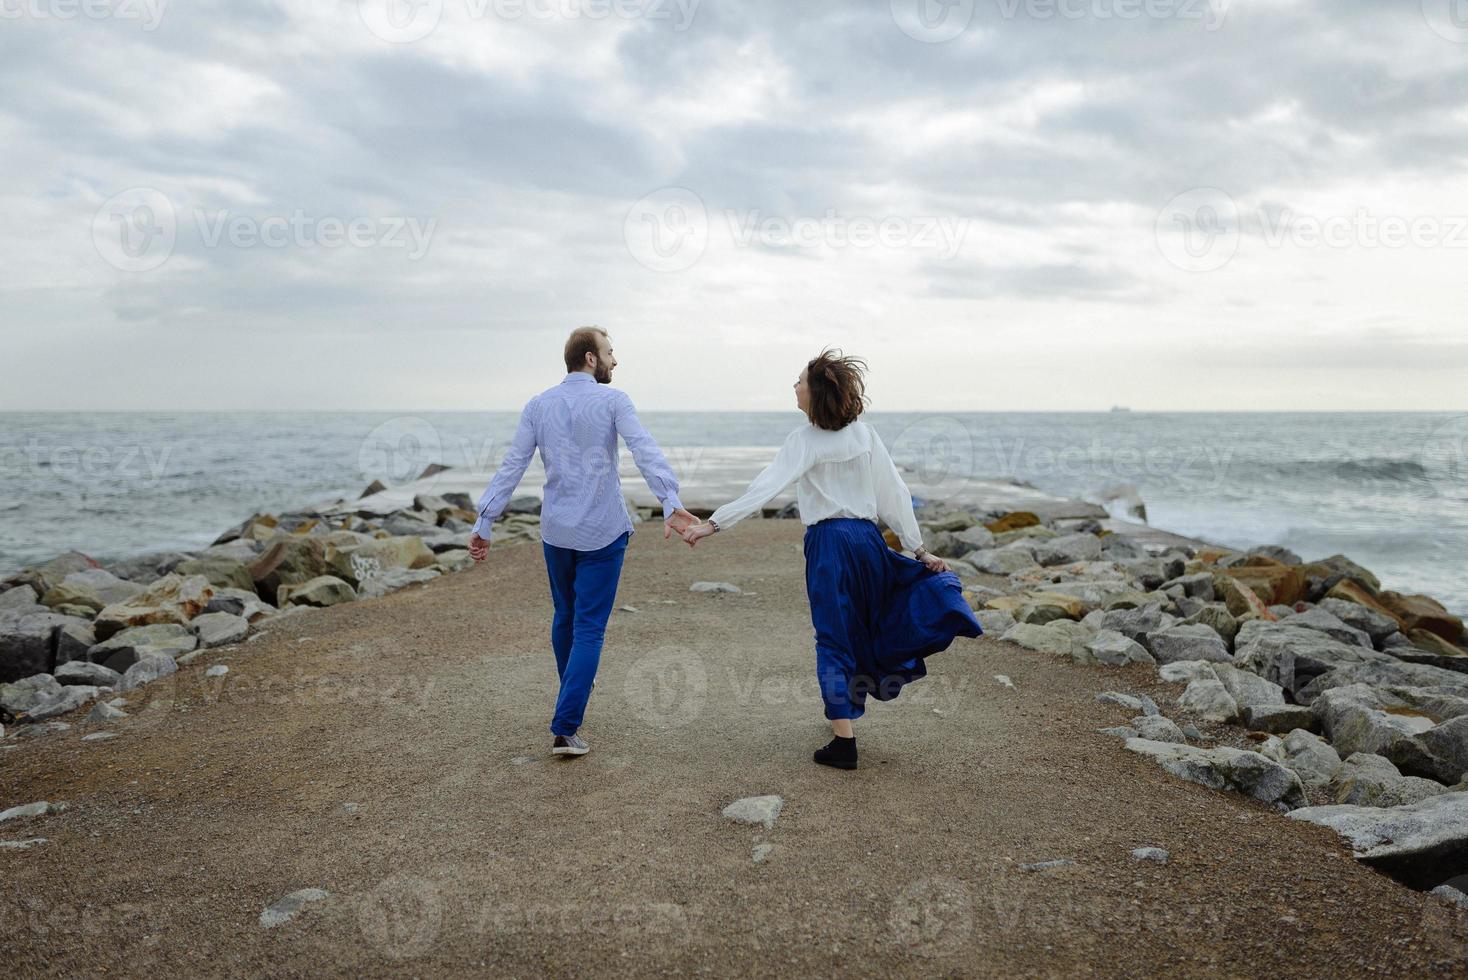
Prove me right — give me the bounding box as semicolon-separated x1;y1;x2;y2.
1312;685;1439;778
247;538;329;605
435;550;474;573
0;613;90;682
87;623;197;673
1158;661;1218;684
1016;594;1086;625
1260;729;1342;789
324;536;437;587
0;801;61;822
1101;535;1147;560
259;888;330;929
1000;621;1093;661
1018;859;1075;871
1176;679;1239;722
1130;847;1170;863
86;700;127;724
505;495;541;515
1146;623;1231;665
204;587;277;623
1287;607;1372;649
1182;604;1239;647
40;569;144;614
356;567;441;600
27;683;101;720
1289;791;1468;886
1096;691;1145;712
721;795;783;829
93;574;215;641
1131;715;1187;743
8;552;100;595
54;660;121;687
1163;573;1215;602
1099;604;1169;646
0;585;43;620
1431;884;1468;909
1213;663;1286;710
1319;597;1400;648
1249;545;1302;565
993;674;1015;689
81;731;118;741
190;612;249;648
1241;704;1317;734
205;664;229;678
1214;575;1277;622
1421;716;1468;785
1234;620;1393;696
0;674;64;714
277;576;358;609
691;582;742;594
1377;592;1463;644
0;837;49;849
964;548;1039;575
118;653;178;693
1085;630;1154;666
1398;629;1468;673
1125;738;1308;810
1033;533;1102;567
1225;557;1308;607
1328;752;1447;808
172;558;256;594
973;609;1017;635
985;512;1041;533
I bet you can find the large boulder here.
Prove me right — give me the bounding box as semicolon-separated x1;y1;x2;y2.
1214;574;1278;621
190;612;249;649
93;574;215;641
1328;752;1448;808
87;623;198;673
0;674;64;714
0;585;43;621
1033;533;1103;567
1289;791;1468;887
53;660;122;687
1000;621;1094;662
1145;623;1231;665
1015;594;1087;625
1377;592;1463;644
324;536;436;586
205;588;277;623
1319;597;1400;649
1176;678;1239;722
40;569;144;614
1287;607;1372;649
1084;630;1154;667
964;548;1039;576
1125;737;1308;811
1213;663;1286;710
1182;604;1239;647
118;652;177;692
1296;659;1468;704
1233;620;1392;695
1224;557;1308;606
1241;703;1318;734
173;558;256;594
27;684;101;721
1311;685;1439;778
1420;716;1468;786
6;551;101;596
1260;728;1342;789
277;576;358;609
1099;604;1170;646
356;567;441;600
247;538;329;604
0;613;80;681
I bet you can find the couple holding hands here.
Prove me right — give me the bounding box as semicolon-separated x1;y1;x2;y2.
468;327;981;771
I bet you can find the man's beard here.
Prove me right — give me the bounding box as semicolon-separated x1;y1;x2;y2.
593;361;612;384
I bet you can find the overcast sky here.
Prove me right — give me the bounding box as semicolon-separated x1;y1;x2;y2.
4;0;1467;411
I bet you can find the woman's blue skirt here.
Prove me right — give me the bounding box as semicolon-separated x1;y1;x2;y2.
803;517;983;720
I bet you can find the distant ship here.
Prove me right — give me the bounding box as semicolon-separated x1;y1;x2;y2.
1110;406;1132;413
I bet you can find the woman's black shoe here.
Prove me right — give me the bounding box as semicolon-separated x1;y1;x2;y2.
813;736;858;770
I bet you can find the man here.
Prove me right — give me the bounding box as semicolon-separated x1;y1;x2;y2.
468;327;695;758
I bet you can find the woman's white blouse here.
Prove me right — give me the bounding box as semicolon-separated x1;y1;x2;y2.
708;421;924;552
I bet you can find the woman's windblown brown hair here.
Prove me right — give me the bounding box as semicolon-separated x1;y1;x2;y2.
805;348;868;431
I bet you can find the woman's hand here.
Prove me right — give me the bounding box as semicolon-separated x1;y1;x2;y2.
681;523;717;548
916;550;948;573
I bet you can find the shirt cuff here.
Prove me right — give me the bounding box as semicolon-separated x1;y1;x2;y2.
660;494;684;520
471;516;495;540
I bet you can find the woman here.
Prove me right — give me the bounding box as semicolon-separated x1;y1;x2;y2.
681;350;982;770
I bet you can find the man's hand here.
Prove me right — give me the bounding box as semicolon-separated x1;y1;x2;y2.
468;533;490;563
680;522;717;548
664;507;698;540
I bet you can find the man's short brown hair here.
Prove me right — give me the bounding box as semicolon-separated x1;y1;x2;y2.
564;326;609;373
805;348;868;431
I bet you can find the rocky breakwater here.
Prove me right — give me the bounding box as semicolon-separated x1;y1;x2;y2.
908;504;1468;897
0;471;544;743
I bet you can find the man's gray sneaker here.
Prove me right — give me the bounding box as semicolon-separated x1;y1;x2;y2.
552;734;589;756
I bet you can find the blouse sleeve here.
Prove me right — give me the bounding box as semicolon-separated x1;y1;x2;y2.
709;428;814;532
869;428;923;553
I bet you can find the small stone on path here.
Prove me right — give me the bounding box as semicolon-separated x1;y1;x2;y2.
1131;847;1170;863
205;665;229;678
994;675;1015;689
752;843;774;863
259;888;330;928
0;838;48;850
82;732;118;742
691;582;742;594
1019;859;1075;872
722;795;783;829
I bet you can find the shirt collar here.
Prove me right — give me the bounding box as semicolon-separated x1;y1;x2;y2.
562;372;597;385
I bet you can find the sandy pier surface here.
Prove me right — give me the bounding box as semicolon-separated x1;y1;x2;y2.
1;520;1458;977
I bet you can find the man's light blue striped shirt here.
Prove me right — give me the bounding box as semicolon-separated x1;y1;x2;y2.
471;373;684;551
